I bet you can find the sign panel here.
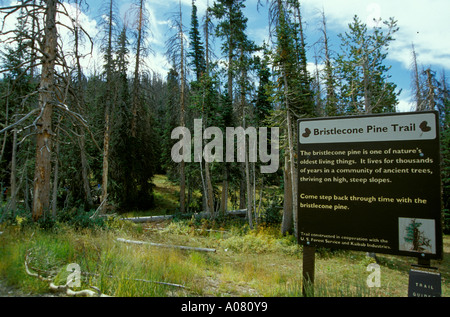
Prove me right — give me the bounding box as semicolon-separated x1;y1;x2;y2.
297;111;443;259
408;266;441;297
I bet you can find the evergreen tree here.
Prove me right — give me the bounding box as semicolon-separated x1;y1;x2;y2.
188;0;206;82
252;45;272;126
0;7;38;214
336;15;399;114
267;0;315;236
211;0;257;225
404;219;431;252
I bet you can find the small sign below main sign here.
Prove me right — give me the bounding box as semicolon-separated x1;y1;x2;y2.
408;265;441;297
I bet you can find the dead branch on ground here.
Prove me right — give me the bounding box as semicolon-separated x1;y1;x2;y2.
24;250;110;297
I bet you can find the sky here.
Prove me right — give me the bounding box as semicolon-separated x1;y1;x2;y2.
1;0;450;112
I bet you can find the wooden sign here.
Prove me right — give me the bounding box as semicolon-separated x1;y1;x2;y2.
297;111;443;259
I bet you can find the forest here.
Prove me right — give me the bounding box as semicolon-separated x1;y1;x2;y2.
0;0;449;237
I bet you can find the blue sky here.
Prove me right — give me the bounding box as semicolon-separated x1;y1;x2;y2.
2;0;450;112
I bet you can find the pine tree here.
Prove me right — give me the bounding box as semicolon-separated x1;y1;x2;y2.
337;15;399;114
404;219;431;252
252;45;272;126
0;7;37;215
188;0;206;82
268;0;315;236
440;75;450;233
211;0;257;226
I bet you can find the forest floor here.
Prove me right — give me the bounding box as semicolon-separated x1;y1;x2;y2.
0;175;449;297
0;278;23;296
0;278;60;297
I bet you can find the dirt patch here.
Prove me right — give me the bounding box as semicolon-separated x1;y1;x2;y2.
0;279;30;297
0;278;61;297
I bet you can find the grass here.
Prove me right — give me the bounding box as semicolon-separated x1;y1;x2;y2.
121;174;180;217
0;174;448;297
1;218;448;297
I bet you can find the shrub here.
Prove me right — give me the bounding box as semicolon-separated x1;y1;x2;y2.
56;207;106;230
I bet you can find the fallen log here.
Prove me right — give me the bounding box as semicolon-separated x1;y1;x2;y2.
120;215;174;223
116;237;216;253
121;209;247;223
226;209;247;216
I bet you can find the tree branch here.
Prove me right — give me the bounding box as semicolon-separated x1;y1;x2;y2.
24;250;110;297
0;108;39;134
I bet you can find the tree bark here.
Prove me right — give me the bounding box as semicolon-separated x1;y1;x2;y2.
411;44;424;111
101;112;110;212
131;0;144;137
425;69;436;110
100;0;115;214
74;7;93;210
283;69;297;238
9;128;18;215
32;0;57;221
51;124;60;217
179;1;186;213
281;156;293;235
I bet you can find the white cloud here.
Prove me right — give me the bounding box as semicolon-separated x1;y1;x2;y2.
145;51;170;76
397;98;415;113
57;2;100;70
0;1;100;75
301;0;450;72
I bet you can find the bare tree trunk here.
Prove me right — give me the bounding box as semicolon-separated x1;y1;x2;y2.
221;7;233;216
131;0;144;137
202;3;215;217
0;84;9;164
32;0;57;221
281;157;293;235
9;128;18;215
239;165;246;209
320;9;337;116
51;126;59;217
283;72;298;238
101;112;110;212
220;168;228;215
245;135;253;229
425;68;436;110
74;6;93;210
411;44;424;111
363;61;371;113
79;133;93;209
205;160;214;216
179;1;186;213
101;0;115;213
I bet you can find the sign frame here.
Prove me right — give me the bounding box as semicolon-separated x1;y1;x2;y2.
297;111;443;260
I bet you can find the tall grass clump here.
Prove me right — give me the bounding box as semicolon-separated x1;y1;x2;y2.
220;224;300;255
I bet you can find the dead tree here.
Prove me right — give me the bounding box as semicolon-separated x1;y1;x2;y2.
0;0;94;220
31;0;58;221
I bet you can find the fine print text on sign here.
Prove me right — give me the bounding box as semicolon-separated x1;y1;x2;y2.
297;111;443;259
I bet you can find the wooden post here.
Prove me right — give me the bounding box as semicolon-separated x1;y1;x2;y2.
418;255;431;267
302;245;316;297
